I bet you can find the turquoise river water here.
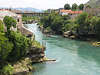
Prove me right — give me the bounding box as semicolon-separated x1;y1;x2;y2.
26;24;100;75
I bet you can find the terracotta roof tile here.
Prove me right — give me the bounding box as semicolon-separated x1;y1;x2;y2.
60;9;82;14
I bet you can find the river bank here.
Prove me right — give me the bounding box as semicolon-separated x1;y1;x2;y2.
26;24;100;75
12;23;47;75
38;25;100;47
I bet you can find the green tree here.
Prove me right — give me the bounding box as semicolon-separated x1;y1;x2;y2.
76;12;90;35
0;20;4;32
3;16;17;32
64;4;71;10
79;4;84;10
85;5;91;8
95;18;100;39
8;31;30;61
51;15;63;34
1;64;13;75
72;3;78;11
0;32;13;60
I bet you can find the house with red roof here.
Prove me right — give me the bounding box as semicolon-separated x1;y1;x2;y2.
59;9;83;19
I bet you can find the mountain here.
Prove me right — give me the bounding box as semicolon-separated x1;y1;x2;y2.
87;0;100;8
0;7;44;12
14;7;44;12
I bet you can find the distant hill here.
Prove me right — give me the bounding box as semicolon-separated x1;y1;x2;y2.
0;7;44;12
14;7;44;12
87;0;100;8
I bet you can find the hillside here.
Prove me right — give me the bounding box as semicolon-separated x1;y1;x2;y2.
14;7;44;12
87;0;100;8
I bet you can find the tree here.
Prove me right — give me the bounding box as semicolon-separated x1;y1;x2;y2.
85;5;91;8
64;4;71;10
8;31;30;61
72;3;78;11
51;15;63;34
79;4;84;10
95;18;100;39
0;20;4;32
76;12;90;35
0;32;13;60
3;16;17;32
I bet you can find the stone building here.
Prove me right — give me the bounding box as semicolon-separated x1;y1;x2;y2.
84;7;100;16
0;9;33;36
0;9;22;31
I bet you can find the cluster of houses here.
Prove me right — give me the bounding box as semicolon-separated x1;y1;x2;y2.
59;9;82;19
47;7;100;19
47;8;83;19
0;9;33;37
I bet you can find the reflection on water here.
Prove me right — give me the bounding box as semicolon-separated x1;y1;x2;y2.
26;24;100;75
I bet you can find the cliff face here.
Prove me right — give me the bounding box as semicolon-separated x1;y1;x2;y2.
87;0;100;8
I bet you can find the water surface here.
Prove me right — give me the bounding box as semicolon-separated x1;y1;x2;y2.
26;24;100;75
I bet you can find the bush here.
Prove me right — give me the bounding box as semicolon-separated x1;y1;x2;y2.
1;64;13;75
95;18;100;39
0;20;4;32
3;16;17;32
8;31;30;61
0;32;13;60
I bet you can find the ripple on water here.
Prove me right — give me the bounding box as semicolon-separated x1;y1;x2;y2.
26;24;100;75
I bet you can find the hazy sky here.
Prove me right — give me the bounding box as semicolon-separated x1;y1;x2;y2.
0;0;89;9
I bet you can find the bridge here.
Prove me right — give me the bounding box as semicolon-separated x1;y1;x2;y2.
16;12;50;17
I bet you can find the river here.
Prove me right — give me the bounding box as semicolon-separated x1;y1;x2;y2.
26;24;100;75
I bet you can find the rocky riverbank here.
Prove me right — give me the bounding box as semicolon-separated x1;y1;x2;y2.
38;25;100;47
13;58;33;75
12;24;46;75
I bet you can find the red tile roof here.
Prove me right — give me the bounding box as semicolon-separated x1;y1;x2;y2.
60;9;83;14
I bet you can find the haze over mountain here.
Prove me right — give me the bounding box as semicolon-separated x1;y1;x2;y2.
87;0;100;8
14;7;44;12
0;7;44;12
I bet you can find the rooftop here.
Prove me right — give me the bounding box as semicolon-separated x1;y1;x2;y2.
60;9;83;14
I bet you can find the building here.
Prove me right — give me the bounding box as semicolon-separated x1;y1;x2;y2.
0;9;22;30
59;9;72;16
59;9;83;19
0;9;33;37
84;7;100;16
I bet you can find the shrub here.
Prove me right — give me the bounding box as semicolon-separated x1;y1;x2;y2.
0;32;13;60
3;16;17;32
0;20;4;32
1;64;13;75
8;31;30;61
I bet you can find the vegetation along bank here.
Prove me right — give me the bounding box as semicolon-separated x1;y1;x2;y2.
0;16;46;75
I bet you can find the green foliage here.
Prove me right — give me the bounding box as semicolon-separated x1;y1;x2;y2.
1;64;13;75
0;20;4;32
3;16;17;31
8;31;30;61
75;12;90;35
72;3;78;11
79;4;84;10
85;5;91;8
62;19;78;32
0;32;13;60
64;4;71;10
22;16;39;22
40;13;69;34
95;18;100;39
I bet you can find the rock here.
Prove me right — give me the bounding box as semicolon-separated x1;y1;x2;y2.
64;35;69;38
70;35;76;39
64;31;71;35
13;58;33;75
